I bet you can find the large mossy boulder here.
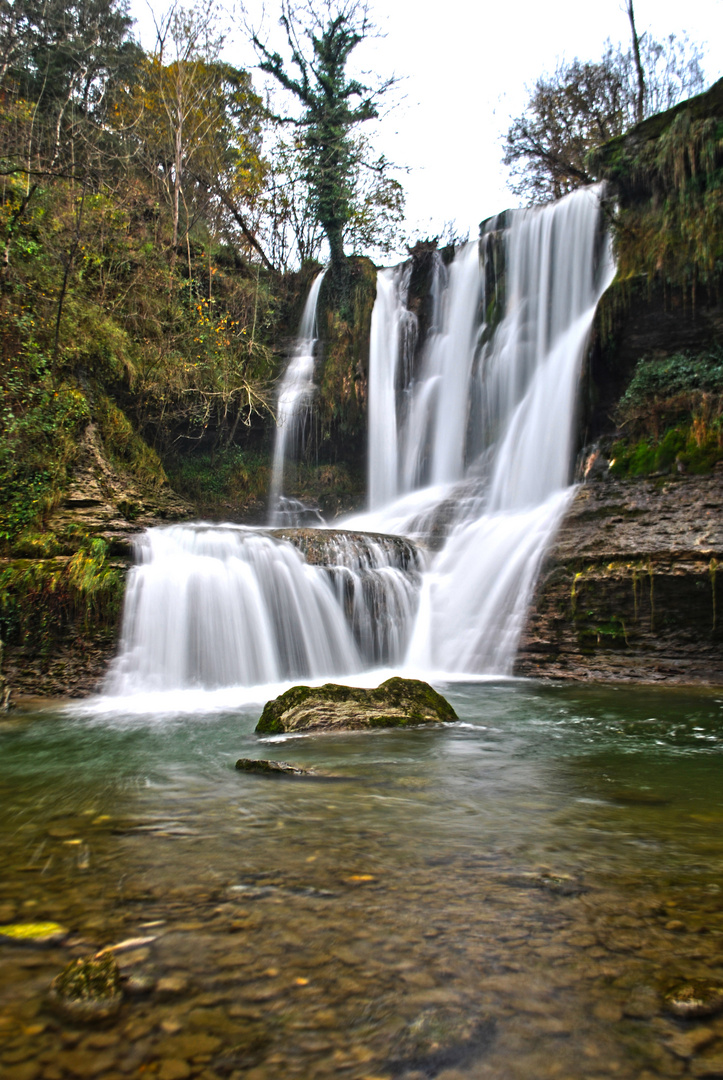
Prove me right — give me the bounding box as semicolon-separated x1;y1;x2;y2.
255;677;457;735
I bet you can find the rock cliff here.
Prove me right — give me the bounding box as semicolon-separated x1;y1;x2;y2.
516;470;723;684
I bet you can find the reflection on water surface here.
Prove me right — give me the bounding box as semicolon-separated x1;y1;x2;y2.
1;681;722;1079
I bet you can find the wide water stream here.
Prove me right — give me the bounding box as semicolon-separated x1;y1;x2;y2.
1;681;722;1080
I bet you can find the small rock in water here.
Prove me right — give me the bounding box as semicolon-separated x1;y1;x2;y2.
156;974;190;999
663;980;723;1020
256;677;458;734
48;952;122;1023
392;1007;496;1074
235;758;313;776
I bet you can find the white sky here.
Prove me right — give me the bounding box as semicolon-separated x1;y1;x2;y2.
129;0;723;256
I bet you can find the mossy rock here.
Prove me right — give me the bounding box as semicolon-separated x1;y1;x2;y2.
48;951;122;1023
255;677;458;735
662;979;723;1020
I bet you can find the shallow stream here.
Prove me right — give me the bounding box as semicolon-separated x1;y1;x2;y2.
1;680;722;1080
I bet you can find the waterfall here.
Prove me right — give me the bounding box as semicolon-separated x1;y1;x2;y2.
369;184;615;674
268;270;326;526
104;185;614;700
104;526;424;695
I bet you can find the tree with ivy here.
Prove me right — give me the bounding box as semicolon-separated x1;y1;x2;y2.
252;0;402;278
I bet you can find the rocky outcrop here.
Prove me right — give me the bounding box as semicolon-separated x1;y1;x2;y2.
269;528;424;569
516;471;723;683
256;677;458;734
48;423;191;555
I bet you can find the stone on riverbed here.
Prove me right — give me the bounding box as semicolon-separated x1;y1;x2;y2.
255;677;458;735
663;980;723;1020
235;758;314;776
48;952;123;1023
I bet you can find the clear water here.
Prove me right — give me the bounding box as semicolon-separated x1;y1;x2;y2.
2;682;723;1079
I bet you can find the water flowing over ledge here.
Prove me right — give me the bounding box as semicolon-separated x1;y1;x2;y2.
103;185;614;705
268;269;326;526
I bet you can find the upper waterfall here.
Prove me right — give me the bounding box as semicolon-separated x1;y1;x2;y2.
362;184;615;673
268;270;326;526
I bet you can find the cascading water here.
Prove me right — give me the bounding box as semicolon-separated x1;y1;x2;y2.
105;184;614;700
104;526;424;695
364;184;615;674
268;270;326;526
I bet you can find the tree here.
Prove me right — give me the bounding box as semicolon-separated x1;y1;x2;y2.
503;16;705;204
252;0;402;276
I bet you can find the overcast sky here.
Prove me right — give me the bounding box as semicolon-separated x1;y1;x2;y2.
129;0;722;256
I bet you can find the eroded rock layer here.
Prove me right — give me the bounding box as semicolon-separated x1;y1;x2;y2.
516;472;723;683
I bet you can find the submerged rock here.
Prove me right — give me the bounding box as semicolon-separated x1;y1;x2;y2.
663;980;723;1020
235;758;314;776
255;677;458;735
48;952;123;1023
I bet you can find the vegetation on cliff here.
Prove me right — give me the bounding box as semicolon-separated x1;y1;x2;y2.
0;0;401;555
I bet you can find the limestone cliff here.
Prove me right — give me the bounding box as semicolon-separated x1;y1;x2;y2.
517;471;723;684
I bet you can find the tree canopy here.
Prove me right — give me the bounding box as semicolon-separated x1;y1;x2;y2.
503;23;705;203
252;0;403;275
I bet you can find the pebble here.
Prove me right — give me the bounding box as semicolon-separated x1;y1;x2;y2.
3;1063;42;1080
591;1000;624;1023
156;974;190;998
157;1060;192;1080
665;1026;716;1059
691;1055;723;1078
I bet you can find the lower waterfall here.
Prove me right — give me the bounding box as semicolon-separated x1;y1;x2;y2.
105;185;614;699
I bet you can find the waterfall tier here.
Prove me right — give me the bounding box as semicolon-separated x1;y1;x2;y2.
105;526;424;695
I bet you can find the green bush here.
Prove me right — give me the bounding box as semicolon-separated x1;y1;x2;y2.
619;347;723;412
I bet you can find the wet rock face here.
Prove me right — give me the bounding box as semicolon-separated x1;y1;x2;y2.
516;472;723;683
256;677;458;735
269;528;424;570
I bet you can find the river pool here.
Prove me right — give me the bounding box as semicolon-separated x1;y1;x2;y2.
1;680;722;1080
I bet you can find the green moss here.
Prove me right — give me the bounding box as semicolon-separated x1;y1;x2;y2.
53;952;120;1003
609;424;723;476
593;81;723;292
96;396;167;491
0;538;124;651
256;677;458;734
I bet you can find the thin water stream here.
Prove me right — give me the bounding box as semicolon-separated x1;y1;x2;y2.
1;682;723;1080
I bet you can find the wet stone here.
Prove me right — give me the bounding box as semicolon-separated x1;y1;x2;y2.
691;1056;723;1078
48;953;122;1024
664;982;723;1020
156;974;190;999
3;1063;42;1080
665;1027;717;1059
157;1060;191;1080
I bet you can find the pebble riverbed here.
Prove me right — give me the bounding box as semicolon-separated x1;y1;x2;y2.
1;680;722;1080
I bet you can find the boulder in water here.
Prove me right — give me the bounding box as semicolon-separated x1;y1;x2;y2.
235;758;314;776
255;677;457;735
48;951;123;1023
